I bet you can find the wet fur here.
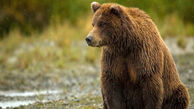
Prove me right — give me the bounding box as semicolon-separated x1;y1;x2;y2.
89;2;189;109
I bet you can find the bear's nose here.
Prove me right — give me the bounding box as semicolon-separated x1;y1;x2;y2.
85;36;93;45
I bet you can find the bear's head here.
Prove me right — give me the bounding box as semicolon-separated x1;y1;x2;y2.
85;2;131;47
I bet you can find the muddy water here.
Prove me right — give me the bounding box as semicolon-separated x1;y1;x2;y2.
0;90;63;108
0;39;194;108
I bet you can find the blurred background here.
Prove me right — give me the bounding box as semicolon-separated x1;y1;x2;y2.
0;0;194;108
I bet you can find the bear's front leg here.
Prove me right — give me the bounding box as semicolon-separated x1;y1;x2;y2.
141;74;163;109
101;76;126;109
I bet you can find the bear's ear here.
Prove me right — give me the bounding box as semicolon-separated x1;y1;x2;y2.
110;5;121;16
91;2;101;13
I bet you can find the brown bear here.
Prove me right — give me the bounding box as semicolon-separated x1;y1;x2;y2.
85;2;189;109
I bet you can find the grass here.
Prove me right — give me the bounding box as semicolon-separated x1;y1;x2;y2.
0;15;101;69
0;14;193;83
15;96;102;109
0;13;193;83
152;13;194;38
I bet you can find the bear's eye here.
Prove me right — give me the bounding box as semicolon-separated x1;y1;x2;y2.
92;23;94;27
98;22;105;27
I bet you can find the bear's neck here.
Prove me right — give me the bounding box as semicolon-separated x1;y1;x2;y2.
102;44;130;57
102;37;143;57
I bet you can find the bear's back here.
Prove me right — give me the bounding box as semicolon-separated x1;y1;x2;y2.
126;7;150;19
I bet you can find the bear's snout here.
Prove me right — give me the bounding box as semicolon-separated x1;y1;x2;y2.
85;35;93;46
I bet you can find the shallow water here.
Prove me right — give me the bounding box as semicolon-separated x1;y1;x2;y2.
0;90;62;108
0;101;36;108
0;90;62;97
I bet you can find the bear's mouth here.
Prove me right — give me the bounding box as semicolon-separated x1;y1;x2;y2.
86;41;103;47
94;41;104;47
87;43;101;47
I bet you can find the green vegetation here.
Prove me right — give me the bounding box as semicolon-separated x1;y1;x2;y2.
0;0;194;37
0;17;100;71
16;96;102;109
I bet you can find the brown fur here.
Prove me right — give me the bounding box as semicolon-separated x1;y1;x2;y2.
86;2;189;109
